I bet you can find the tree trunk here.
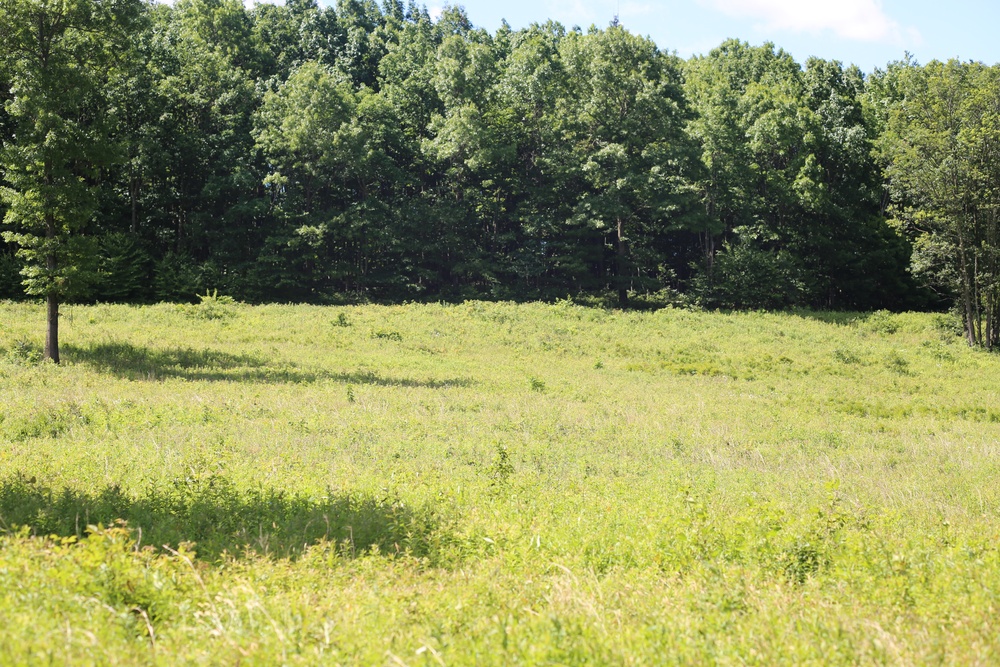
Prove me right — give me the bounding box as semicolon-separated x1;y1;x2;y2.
616;217;628;308
702;231;716;274
45;291;59;364
176;208;185;253
958;222;978;346
130;176;139;235
44;212;59;363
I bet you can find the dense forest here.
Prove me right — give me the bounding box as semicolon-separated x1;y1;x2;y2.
2;0;1000;347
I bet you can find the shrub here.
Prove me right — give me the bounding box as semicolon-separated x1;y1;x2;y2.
693;242;809;310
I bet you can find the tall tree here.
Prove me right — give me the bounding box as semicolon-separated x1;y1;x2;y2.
254;60;364;298
493;22;568;294
0;0;142;362
559;26;693;306
420;24;505;292
139;0;263;300
685;41;913;309
879;60;1000;347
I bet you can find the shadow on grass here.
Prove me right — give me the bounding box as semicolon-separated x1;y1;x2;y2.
0;474;447;563
786;309;871;326
62;341;474;388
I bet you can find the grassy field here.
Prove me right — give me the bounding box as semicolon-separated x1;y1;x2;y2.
0;299;998;665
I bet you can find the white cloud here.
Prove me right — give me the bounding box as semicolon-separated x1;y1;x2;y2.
702;0;921;46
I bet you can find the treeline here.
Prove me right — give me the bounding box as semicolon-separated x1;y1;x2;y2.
0;0;997;323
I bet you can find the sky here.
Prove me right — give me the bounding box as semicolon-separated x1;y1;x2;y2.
413;0;1000;72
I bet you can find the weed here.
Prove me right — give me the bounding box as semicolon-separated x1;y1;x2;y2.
188;290;237;320
885;351;912;375
933;312;964;338
833;348;861;364
5;337;41;364
371;329;403;341
921;339;955;362
486;443;514;486
1;403;87;441
862;309;899;335
780;541;824;584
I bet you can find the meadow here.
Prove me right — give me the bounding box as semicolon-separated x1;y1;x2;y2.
0;299;997;665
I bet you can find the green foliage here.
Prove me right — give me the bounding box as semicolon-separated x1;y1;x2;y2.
371;329;403;341
486;442;514;486
556;27;697;306
152;252;204;303
2;337;41;364
0;251;23;299
0;0;946;310
878;59;1000;347
684;42;914;311
0;473;439;561
0;234;101;301
693;242;806;309
0;0;141;297
862;309;900;335
188;290;237;320
96;233;153;303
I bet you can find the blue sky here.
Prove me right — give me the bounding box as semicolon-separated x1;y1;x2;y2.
420;0;1000;72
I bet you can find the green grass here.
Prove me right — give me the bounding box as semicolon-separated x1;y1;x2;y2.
0;300;998;665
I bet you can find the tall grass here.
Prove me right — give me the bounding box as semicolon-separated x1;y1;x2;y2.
0;300;998;664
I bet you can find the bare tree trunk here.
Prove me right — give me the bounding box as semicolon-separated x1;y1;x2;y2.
616;217;628;308
703;188;717;274
176;208;184;253
702;231;716;274
958;219;978;346
44;217;59;363
130;176;139;235
989;209;1000;349
45;291;59;364
964;266;978;346
973;249;982;345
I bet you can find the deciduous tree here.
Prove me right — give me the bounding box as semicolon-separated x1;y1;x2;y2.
880;60;1000;347
0;0;142;361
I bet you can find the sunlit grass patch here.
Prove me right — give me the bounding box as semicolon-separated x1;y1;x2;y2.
0;301;998;663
